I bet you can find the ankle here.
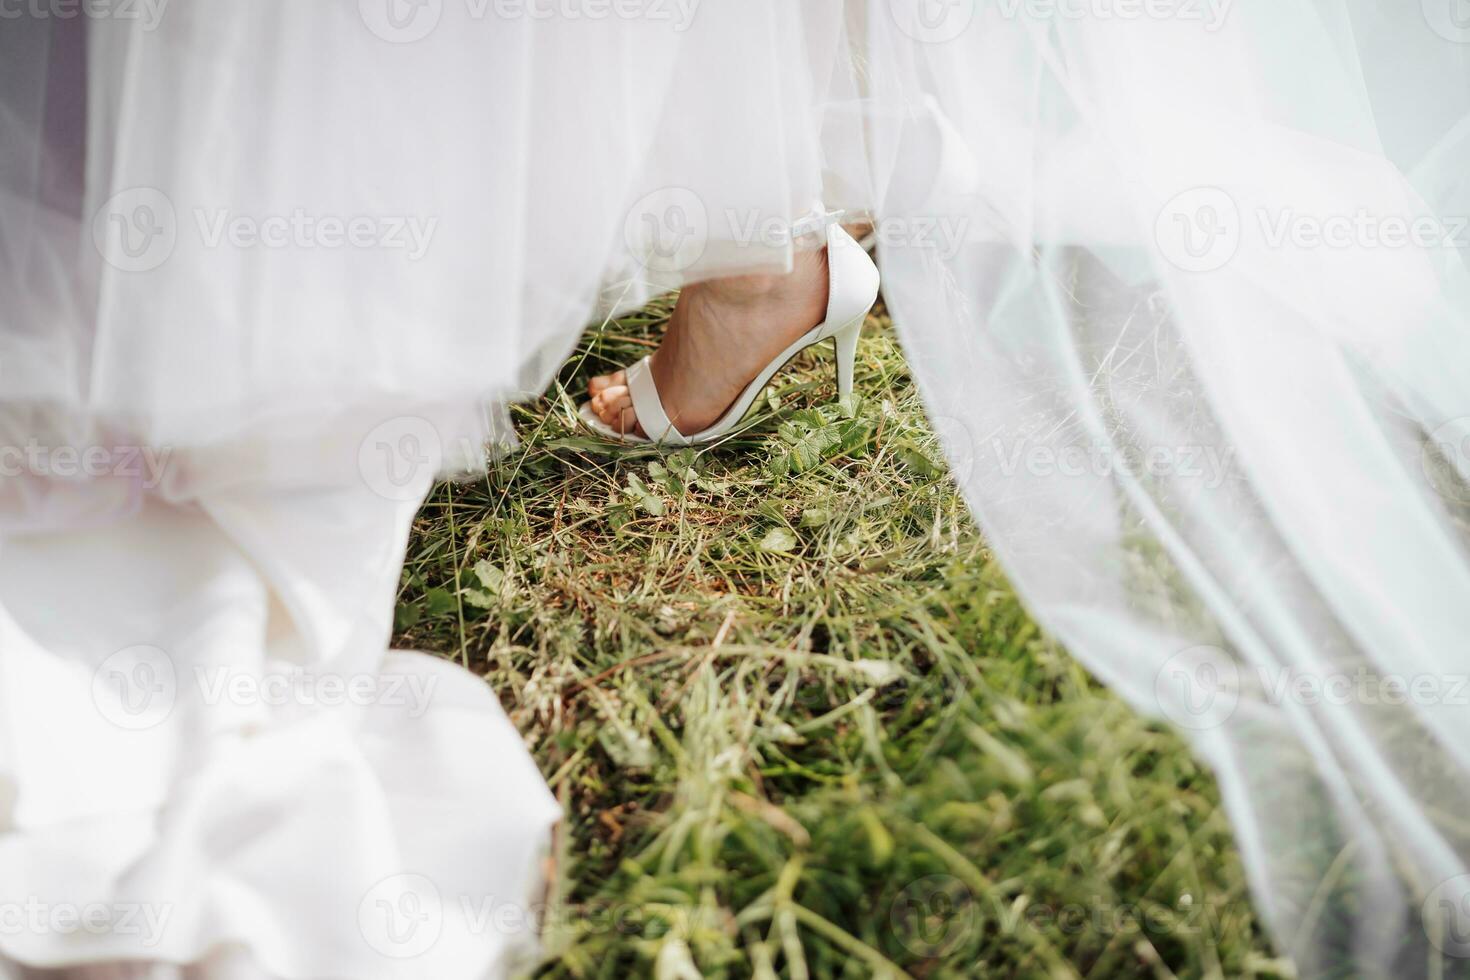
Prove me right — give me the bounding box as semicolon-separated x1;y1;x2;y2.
698;248;828;305
699;271;790;305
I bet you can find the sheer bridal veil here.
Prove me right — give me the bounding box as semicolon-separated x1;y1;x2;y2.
861;2;1470;975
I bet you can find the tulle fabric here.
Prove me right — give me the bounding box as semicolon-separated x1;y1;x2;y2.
3;2;1470;977
858;4;1470;975
0;1;840;470
1;5;850;978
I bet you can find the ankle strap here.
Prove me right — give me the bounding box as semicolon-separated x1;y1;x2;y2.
789;204;846;250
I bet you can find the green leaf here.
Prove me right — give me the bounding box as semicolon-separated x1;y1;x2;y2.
393;603;422;631
424;587;456;618
836;418;876;457
896;444;942;478
472;560;507;594
759;527;799;553
462;588;497;609
800;506;831;528
623;473;667;515
781;426;842;475
646;460;679;494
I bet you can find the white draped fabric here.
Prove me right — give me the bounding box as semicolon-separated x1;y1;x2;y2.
2;1;1468;977
863;4;1470;975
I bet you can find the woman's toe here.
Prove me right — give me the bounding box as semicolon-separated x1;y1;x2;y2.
596;386;638;433
597;388;631;424
588;370;626;398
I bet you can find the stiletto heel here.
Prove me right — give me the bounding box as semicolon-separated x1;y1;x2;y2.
579;218;880;446
832;317;861;405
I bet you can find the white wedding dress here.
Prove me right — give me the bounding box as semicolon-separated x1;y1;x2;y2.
3;2;1469;977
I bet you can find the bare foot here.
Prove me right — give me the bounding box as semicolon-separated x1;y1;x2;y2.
588;248;831;438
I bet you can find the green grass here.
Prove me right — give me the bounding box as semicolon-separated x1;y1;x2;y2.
393;295;1286;979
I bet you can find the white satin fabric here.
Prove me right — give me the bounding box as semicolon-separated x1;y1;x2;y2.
0;476;560;979
3;2;1469;977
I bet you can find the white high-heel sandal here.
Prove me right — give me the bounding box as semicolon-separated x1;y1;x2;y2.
579;222;881;446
